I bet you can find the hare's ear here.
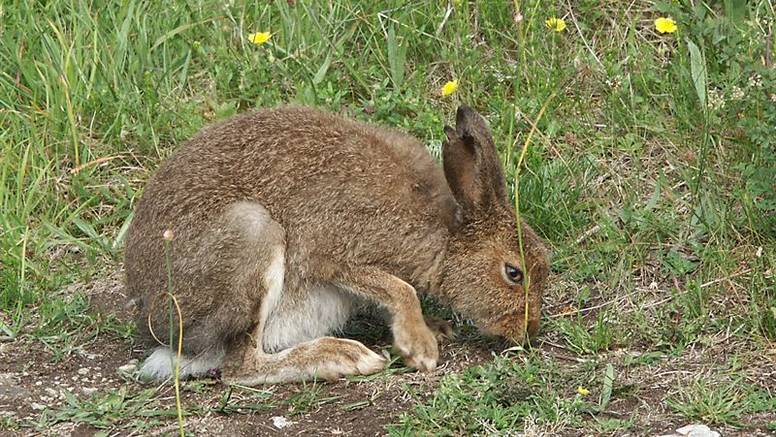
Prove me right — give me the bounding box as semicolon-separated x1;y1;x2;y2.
442;105;507;214
442;125;481;212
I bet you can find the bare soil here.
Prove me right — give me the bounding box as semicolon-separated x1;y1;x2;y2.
0;274;494;437
1;273;774;437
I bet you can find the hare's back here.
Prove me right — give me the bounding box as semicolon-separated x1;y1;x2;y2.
241;106;439;184
134;107;450;223
181;106;451;217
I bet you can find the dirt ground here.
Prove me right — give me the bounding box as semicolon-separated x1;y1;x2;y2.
0;334;471;436
0;272;495;437
1;272;774;437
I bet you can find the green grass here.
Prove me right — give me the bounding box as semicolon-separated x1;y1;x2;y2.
388;356;586;435
1;0;775;434
667;376;776;427
35;387;166;431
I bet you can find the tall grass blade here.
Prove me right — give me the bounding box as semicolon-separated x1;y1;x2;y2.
387;24;406;89
686;38;707;109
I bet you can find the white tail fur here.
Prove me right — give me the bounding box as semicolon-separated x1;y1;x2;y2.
139;347;224;382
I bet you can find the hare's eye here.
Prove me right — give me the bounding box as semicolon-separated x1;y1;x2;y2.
504;264;523;284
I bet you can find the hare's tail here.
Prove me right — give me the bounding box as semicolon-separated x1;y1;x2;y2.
140;347;224;382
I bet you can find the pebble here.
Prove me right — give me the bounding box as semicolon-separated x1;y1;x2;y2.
658;424;722;437
271;416;295;429
77;367;89;376
117;363;136;374
81;387;97;396
44;388;57;397
30;403;46;411
676;424;721;437
0;374;30;401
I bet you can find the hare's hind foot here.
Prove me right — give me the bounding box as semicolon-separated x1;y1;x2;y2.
221;336;386;385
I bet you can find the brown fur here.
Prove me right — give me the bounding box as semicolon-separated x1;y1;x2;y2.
124;104;549;384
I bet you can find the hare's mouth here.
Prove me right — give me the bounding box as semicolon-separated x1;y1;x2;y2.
474;312;531;344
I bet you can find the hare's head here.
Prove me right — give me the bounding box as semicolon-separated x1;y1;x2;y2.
439;105;549;343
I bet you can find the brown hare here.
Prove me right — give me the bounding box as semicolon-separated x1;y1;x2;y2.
124;104;549;385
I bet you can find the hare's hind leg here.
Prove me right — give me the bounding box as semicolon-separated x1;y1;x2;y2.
221;278;386;384
138;201;286;382
222;334;386;385
221;208;386;385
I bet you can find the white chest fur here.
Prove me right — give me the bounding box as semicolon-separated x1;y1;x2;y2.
262;283;357;353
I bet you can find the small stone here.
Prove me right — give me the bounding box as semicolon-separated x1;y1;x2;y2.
676;424;720;437
77;367;89;376
118;363;137;374
44;388;57;397
0;375;30;401
271;416;295;429
30;403;47;411
34;381;42;386
81;387;97;396
79;351;98;360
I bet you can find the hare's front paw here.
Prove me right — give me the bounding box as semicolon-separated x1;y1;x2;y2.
392;318;439;372
424;316;454;341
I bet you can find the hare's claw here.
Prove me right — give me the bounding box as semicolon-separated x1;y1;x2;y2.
392;318;439;372
424;316;454;341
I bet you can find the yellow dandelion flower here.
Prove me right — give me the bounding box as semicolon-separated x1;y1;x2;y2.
577;386;590;396
654;17;677;34
248;31;272;45
545;17;566;32
441;79;459;97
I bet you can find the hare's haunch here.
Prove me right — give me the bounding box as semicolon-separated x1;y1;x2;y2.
124;105;549;384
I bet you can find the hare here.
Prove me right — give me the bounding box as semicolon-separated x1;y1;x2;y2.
124;104;549;385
